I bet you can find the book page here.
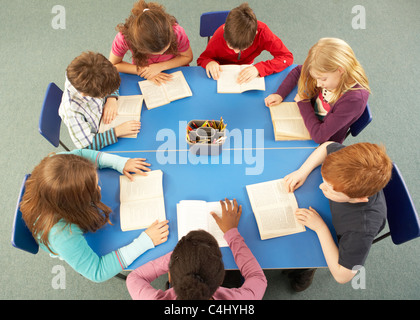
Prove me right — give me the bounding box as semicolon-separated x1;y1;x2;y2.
117;95;143;114
120;197;166;231
119;170;165;231
246;179;305;240
217;65;265;93
98;95;142;136
120;170;163;203
239;65;265;92
270;102;302;120
163;71;193;101
270;102;311;140
206;201;228;247
274;119;311;139
99;115;138;138
177;200;228;247
240;76;265;92
217;65;241;93
177;200;208;239
138;80;169;109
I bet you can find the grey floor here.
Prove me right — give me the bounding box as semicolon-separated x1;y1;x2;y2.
1;0;419;300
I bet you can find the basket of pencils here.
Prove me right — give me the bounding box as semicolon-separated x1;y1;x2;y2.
186;118;227;156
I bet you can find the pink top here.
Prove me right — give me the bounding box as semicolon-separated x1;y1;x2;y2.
111;24;190;65
126;228;267;300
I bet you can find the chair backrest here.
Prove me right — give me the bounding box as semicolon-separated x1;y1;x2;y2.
383;163;420;245
200;11;230;42
347;103;372;137
39;82;69;150
11;174;39;254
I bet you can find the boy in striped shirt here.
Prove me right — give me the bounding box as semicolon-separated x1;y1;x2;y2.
59;51;141;150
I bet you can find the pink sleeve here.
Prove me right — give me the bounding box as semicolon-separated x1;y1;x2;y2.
173;24;190;53
111;32;130;58
222;228;267;300
126;252;172;300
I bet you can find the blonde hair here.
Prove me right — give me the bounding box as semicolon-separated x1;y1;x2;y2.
298;38;371;104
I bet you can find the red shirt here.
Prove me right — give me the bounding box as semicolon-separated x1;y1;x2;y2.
197;21;293;77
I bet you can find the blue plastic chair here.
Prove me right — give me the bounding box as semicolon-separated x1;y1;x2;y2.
200;11;230;43
346;103;373;138
39;82;70;151
373;163;420;245
11;174;39;254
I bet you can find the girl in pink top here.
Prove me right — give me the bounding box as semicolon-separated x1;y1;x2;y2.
126;199;267;300
109;0;193;84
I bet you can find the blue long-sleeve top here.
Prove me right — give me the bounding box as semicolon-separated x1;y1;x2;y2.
38;149;154;282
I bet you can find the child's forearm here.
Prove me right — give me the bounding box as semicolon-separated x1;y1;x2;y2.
316;226;355;284
157;49;193;71
299;142;333;175
114;61;138;75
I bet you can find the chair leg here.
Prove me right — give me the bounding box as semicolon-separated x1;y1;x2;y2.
59;140;70;151
373;232;391;244
115;272;127;280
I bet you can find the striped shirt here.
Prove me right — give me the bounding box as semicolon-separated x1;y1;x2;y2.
58;76;118;150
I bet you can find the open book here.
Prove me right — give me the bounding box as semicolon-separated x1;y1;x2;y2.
246;178;305;240
176;200;228;247
138;71;192;109
217;64;265;93
98;95;143;138
119;170;166;231
269;102;311;140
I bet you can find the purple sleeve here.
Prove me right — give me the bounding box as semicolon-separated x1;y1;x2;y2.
298;88;369;144
275;65;302;99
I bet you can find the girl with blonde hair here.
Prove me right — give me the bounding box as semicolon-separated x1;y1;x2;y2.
265;38;370;144
109;0;193;84
20;149;169;283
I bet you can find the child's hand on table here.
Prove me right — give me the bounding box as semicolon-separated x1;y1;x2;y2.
211;198;242;233
205;61;222;80
264;94;283;107
115;120;141;138
284;168;309;193
145;220;169;246
123;158;151;180
237;65;259;84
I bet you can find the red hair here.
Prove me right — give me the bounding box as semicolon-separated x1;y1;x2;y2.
321;143;392;198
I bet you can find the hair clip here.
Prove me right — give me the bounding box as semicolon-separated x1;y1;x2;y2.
143;8;150;12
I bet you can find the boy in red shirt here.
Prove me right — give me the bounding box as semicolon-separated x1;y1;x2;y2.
197;3;293;84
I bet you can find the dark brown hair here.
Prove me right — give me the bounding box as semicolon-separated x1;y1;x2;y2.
117;0;178;67
169;230;225;300
321;143;393;198
224;2;258;50
66;51;120;98
20;154;112;254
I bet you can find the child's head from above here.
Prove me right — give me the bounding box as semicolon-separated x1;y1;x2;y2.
224;2;258;51
119;0;178;66
20;154;111;253
299;37;370;104
169;230;225;300
66;51;120;98
320;143;392;203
